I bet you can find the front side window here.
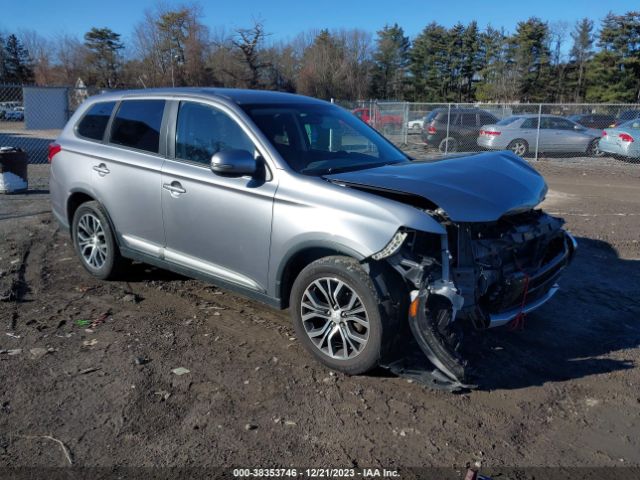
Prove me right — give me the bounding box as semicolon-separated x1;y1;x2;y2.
175;102;255;165
242;103;407;175
77;101;116;141
110;100;166;154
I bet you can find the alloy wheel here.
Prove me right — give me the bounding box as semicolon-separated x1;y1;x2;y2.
76;213;108;269
511;141;527;156
300;277;370;360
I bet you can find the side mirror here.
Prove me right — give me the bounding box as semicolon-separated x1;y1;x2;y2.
211;149;256;176
574;124;586;131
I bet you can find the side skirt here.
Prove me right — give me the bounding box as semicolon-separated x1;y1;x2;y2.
119;246;283;309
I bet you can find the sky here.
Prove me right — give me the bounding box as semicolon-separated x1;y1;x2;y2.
2;0;638;45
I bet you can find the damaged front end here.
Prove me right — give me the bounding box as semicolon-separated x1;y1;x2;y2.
377;209;576;388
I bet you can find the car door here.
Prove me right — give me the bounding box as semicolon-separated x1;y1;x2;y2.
518;117;541;149
161;100;277;293
95;99;167;254
458;113;478;147
548;117;590;153
537;117;560;152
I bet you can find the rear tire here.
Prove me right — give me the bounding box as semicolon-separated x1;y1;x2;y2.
289;256;389;375
507;139;528;157
72;201;127;280
438;137;458;153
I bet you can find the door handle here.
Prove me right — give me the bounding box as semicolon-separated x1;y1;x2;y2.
92;163;110;176
162;182;186;195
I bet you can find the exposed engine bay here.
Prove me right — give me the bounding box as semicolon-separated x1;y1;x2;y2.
381;209;576;389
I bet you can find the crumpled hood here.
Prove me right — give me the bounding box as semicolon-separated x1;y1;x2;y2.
325;151;547;222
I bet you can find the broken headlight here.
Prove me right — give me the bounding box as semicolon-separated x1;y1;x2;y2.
371;230;408;260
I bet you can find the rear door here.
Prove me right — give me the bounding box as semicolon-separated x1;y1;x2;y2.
94;99;167;255
160;100;277;293
458;113;478;147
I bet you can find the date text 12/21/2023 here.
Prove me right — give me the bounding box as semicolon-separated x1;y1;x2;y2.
232;468;400;478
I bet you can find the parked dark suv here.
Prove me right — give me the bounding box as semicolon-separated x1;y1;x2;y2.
567;113;616;130
422;108;498;153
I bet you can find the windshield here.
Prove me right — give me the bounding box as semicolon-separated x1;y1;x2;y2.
242;103;408;175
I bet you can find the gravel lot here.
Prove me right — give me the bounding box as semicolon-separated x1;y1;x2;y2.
0;156;639;472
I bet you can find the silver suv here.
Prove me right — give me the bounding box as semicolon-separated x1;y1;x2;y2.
49;88;576;386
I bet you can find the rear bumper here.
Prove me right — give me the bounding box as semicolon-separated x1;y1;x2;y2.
477;136;510;150
599;138;640;158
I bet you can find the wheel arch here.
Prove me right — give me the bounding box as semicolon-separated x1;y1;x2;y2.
276;242;365;309
67;190;121;247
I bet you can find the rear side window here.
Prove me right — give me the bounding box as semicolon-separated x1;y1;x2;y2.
521;118;539;129
110;100;166;154
479;113;497;125
496;116;521;126
460;113;477;127
77;101;116;141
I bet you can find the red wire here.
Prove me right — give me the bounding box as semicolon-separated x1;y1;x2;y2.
508;264;530;331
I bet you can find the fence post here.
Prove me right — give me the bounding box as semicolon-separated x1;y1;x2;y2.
534;104;542;161
403;101;409;145
445;103;451;155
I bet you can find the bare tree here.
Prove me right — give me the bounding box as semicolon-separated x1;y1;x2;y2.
20;30;54;85
133;3;211;87
231;20;270;88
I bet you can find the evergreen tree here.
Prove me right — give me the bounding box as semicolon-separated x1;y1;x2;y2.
409;22;450;101
84;27;124;88
475;27;516;101
369;23;410;100
586;12;640;102
460;21;481;101
510;18;552;102
569;18;594;102
3;34;34;84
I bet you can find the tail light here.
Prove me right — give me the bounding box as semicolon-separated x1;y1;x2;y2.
427;125;436;134
481;130;501;136
602;130;608;137
48;143;61;163
619;133;635;143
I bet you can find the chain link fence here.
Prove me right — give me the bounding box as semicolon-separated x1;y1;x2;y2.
2;85;640;165
0;84;95;164
336;100;640;164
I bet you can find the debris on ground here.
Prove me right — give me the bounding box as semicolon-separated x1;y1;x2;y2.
29;347;50;359
171;367;190;376
121;293;142;304
134;356;150;366
154;390;171;401
78;367;100;375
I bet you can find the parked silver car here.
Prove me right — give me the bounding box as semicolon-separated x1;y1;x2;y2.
49;88;575;387
477;114;602;157
599;120;640;160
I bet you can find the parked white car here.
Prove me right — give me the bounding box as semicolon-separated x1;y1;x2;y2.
407;118;424;132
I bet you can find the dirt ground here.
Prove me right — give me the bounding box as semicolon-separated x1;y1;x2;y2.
0;157;639;472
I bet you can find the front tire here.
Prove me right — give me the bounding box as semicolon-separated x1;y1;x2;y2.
289;256;387;375
72;201;126;280
587;139;604;157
